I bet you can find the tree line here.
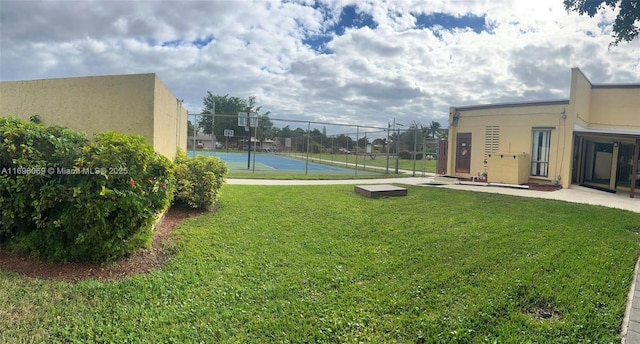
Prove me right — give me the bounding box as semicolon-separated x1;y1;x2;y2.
189;93;447;153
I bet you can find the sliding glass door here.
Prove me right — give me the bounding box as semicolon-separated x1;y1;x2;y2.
577;136;638;191
616;143;640;188
582;141;614;189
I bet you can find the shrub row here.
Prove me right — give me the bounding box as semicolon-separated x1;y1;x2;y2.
0;117;227;262
398;151;428;160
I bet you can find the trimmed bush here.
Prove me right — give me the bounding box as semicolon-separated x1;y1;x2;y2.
398;151;425;160
398;151;412;159
0;118;89;240
0;117;175;262
174;148;228;210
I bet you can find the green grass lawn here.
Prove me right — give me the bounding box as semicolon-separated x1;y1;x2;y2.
2;185;639;343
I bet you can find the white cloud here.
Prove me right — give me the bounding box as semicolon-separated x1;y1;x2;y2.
1;0;638;134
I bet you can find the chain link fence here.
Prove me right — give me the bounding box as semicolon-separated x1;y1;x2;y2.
188;114;444;176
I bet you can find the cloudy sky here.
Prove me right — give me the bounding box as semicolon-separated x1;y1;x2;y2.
1;0;639;133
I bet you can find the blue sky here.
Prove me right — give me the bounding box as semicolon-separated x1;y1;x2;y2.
303;4;380;53
414;12;486;33
302;5;487;52
1;0;639;135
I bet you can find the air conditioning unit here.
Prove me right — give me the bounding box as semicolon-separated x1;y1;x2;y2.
487;153;530;185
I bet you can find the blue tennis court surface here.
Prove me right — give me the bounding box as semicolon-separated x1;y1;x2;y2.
191;151;382;175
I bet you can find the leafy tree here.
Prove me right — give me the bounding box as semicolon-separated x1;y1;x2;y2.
356;136;367;149
283;128;305;151
280;125;292;138
310;128;323;144
199;93;246;136
199;94;272;142
292;128;306;137
564;0;640;45
438;127;449;141
401;121;423;150
333;134;354;150
270;127;282;138
246;95;261;114
258;113;274;138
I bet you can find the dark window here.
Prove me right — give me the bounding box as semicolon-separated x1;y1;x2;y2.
531;129;551;177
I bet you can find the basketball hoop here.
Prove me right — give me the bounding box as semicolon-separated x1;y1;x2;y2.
238;112;248;127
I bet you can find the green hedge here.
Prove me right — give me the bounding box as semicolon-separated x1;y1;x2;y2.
0;117;175;262
398;151;427;160
174;149;228;210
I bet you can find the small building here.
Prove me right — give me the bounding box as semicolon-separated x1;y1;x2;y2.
261;139;275;151
0;73;187;160
188;132;217;150
447;68;640;197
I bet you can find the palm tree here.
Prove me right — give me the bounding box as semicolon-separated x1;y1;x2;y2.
428;121;441;139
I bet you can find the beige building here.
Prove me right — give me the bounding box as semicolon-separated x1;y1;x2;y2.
0;73;187;159
447;68;640;197
188;133;217;150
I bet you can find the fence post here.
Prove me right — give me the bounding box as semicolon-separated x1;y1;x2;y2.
355;126;359;175
305;121;310;175
386;122;390;174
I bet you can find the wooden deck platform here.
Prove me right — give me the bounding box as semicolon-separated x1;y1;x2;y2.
354;184;408;198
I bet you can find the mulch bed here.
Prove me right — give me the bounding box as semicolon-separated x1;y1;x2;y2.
524;183;562;191
0;206;208;283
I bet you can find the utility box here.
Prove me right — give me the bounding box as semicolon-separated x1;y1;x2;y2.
487;153;530;185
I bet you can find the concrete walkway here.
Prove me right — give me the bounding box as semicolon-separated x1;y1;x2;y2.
227;176;640;343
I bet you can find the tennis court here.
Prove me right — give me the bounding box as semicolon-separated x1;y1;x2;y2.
191;151;384;176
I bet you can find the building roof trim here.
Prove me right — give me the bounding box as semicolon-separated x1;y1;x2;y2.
574;123;640;137
592;83;640;89
453;99;569;112
0;73;157;83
